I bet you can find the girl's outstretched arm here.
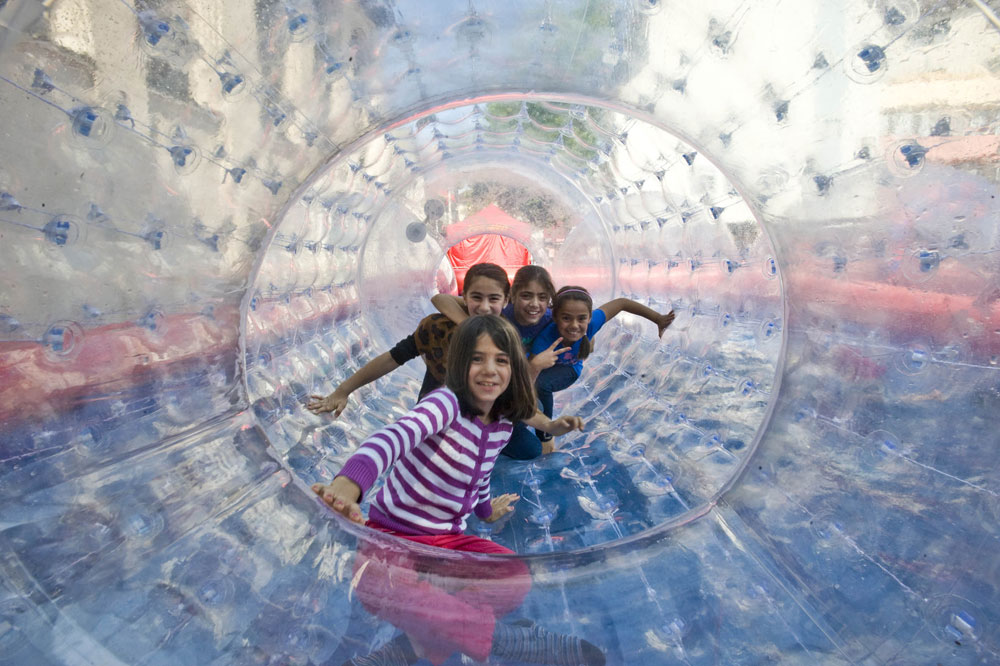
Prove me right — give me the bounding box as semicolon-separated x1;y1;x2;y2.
431;293;469;325
307;351;400;416
524;411;585;436
598;298;676;338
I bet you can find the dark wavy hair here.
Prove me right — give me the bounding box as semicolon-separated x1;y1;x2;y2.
553;285;595;360
446;315;536;422
461;262;510;299
510;265;555;307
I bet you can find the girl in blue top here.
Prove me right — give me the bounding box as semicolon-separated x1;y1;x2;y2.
501;265;556;347
529;286;676;440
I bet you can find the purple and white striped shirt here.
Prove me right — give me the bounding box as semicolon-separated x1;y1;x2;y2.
337;387;514;535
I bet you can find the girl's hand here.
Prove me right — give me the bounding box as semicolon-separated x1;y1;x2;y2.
656;310;676;338
530;337;571;371
312;477;364;524
307;389;349;417
486;493;520;522
546;415;585;436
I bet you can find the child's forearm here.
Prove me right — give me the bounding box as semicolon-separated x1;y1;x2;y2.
602;298;674;337
309;351;402;415
618;298;660;322
338;351;400;395
525;411;585;436
523;410;550;432
528;355;545;381
431;294;469;325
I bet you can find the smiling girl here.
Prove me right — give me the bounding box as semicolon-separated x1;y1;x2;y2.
432;264;558;354
312;315;600;666
503;264;556;346
528;286;675;441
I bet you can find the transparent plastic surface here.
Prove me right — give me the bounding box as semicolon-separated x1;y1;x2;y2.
1;1;999;664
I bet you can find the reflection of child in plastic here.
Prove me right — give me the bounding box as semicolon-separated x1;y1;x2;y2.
312;315;603;666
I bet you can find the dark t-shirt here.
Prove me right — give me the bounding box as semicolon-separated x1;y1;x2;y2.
501;303;552;350
388;311;461;396
389;334;419;365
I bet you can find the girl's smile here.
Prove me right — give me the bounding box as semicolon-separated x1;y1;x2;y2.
468;333;511;417
463;276;508;316
555;300;591;343
512;280;550;326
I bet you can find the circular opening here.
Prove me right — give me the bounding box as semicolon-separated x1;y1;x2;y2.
244;94;785;553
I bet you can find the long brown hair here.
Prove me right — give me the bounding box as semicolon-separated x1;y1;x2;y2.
446;315;536;422
461;262;510;299
553;285;594;360
510;265;555;307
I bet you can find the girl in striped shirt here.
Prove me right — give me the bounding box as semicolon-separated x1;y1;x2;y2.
312;315;605;666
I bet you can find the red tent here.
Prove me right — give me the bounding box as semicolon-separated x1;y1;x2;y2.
444;204;532;293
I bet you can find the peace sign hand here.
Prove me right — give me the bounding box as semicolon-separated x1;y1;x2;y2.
530;337;572;372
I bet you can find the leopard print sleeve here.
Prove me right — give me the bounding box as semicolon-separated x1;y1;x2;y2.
413;314;457;383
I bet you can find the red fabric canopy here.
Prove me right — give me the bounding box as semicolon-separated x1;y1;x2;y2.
447;233;531;293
